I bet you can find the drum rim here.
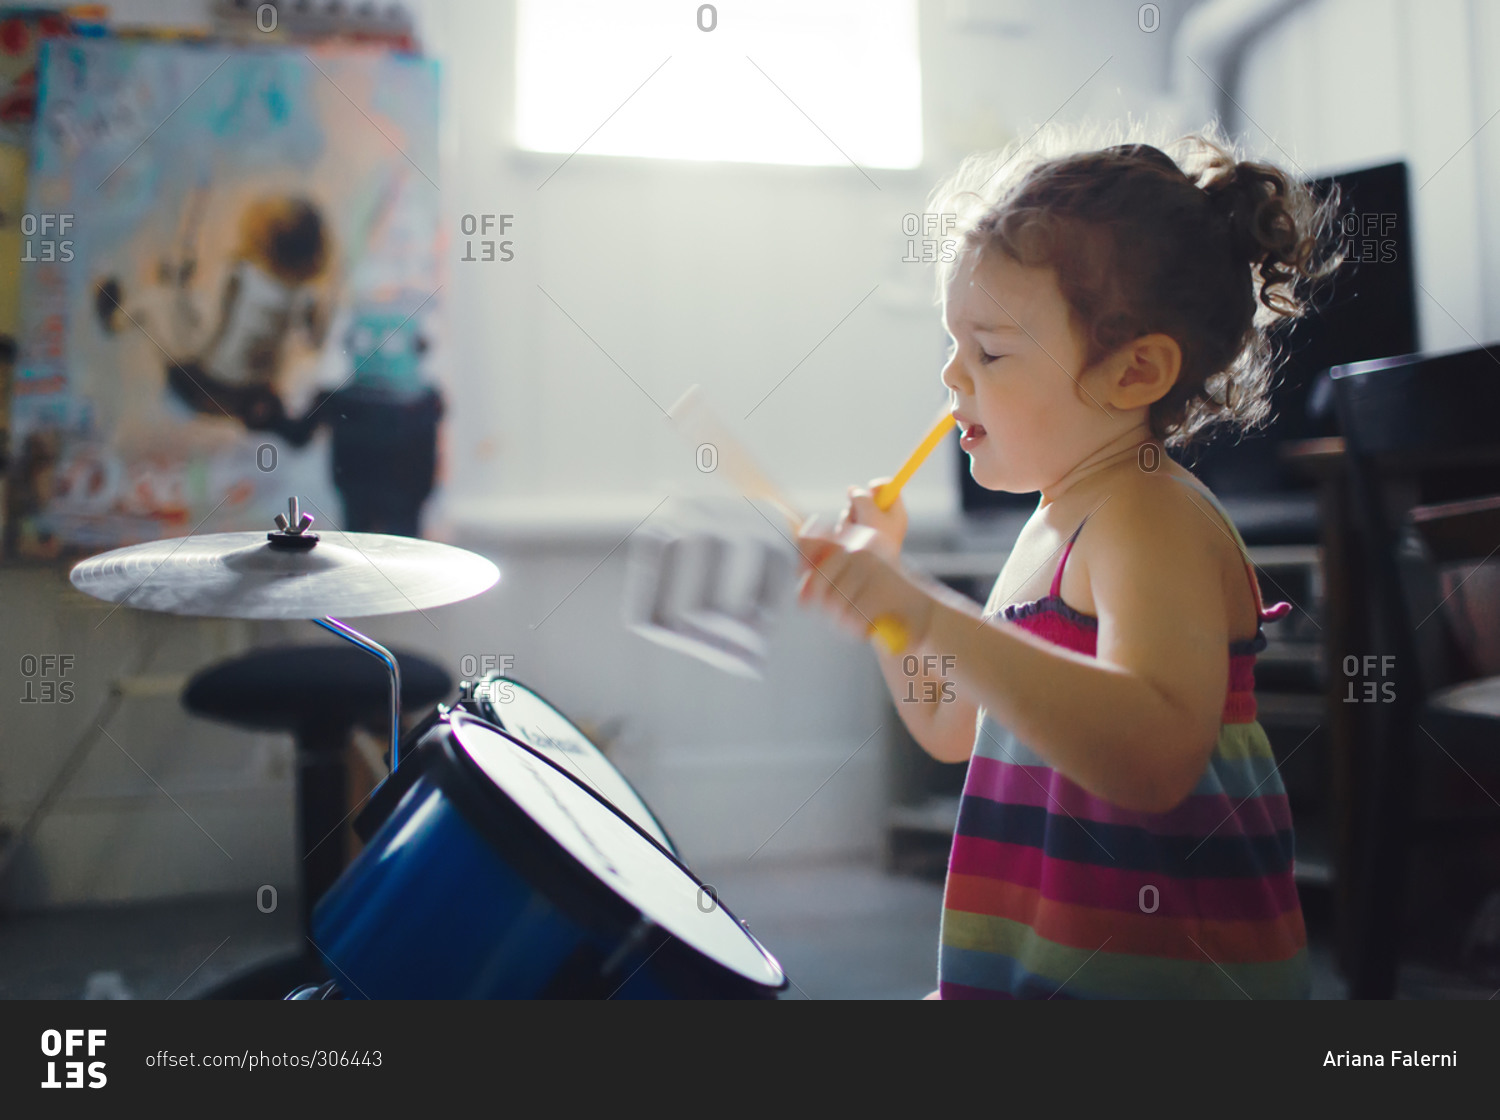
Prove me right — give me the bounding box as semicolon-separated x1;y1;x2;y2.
457;675;679;855
437;710;787;993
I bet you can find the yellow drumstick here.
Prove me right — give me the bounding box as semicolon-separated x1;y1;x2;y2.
668;388;955;654
866;411;957;652
874;412;957;512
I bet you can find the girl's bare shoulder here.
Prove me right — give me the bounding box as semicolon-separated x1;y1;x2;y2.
1064;462;1256;634
1063;460;1227;547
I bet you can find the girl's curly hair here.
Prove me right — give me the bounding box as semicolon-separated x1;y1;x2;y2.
928;123;1343;449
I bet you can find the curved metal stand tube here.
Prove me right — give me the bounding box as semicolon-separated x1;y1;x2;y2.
313;617;402;774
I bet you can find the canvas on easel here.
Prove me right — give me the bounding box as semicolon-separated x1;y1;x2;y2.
8;38;440;558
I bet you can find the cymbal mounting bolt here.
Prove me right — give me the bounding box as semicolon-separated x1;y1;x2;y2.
267;496;321;550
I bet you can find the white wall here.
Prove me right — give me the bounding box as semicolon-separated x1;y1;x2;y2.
1235;0;1500;352
2;0;1205;906
415;0;1193;529
1;572;300;907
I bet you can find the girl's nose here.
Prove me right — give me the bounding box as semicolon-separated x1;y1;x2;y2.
941;352;970;395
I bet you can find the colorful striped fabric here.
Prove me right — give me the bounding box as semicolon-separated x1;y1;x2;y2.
937;482;1310;999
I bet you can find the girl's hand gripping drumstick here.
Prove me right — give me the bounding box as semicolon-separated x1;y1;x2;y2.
860;411;957;651
668;388;954;653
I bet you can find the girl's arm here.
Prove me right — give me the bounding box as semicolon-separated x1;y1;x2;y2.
800;484;1234;813
871;639;978;763
824;484;978;763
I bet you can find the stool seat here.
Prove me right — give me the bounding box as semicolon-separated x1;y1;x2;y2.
183;645;451;732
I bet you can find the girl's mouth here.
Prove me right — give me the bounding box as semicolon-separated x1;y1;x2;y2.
959;422;987;451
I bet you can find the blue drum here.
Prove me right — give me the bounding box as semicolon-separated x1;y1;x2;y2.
456;675;676;855
311;710;786;998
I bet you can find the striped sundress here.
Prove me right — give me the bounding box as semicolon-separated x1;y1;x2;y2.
937;482;1310;999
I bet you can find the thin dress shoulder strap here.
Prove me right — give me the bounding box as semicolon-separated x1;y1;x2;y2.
1048;515;1092;599
1164;473;1291;622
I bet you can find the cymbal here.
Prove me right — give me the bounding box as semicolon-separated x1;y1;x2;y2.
69;528;500;620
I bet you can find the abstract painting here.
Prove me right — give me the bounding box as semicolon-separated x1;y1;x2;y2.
9;39;440;557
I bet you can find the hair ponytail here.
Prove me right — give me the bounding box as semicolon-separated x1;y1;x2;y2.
1198;154;1335;320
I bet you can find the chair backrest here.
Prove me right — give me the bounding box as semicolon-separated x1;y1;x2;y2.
1332;346;1500;701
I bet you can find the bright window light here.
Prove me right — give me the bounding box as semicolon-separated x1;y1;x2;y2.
515;0;922;169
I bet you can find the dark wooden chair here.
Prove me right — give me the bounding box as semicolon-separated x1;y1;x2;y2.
1332;345;1500;998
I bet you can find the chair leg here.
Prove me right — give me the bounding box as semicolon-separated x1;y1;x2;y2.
1348;707;1416;998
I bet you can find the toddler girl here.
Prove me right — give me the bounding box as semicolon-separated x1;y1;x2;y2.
798;128;1338;999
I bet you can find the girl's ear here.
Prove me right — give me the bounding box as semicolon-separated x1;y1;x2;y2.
1107;333;1181;409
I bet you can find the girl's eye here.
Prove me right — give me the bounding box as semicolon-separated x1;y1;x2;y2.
979;350;1003;364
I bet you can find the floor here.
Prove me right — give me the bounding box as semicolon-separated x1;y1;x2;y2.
1;859;1495;999
0;891;303;1001
691;861;1349;999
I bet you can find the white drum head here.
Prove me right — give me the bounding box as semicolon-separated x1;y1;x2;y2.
451;716;783;988
473;680;673;852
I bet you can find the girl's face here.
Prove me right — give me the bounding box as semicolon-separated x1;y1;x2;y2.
941;247;1122;495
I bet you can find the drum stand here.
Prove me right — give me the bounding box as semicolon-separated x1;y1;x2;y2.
273;500;403;773
313;618;401;773
206;512;411;999
266;500;407;771
196;624;407;999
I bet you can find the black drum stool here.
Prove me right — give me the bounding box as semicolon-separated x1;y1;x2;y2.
183;644;450;997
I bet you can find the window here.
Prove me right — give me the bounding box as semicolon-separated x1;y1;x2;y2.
515;0;922;169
